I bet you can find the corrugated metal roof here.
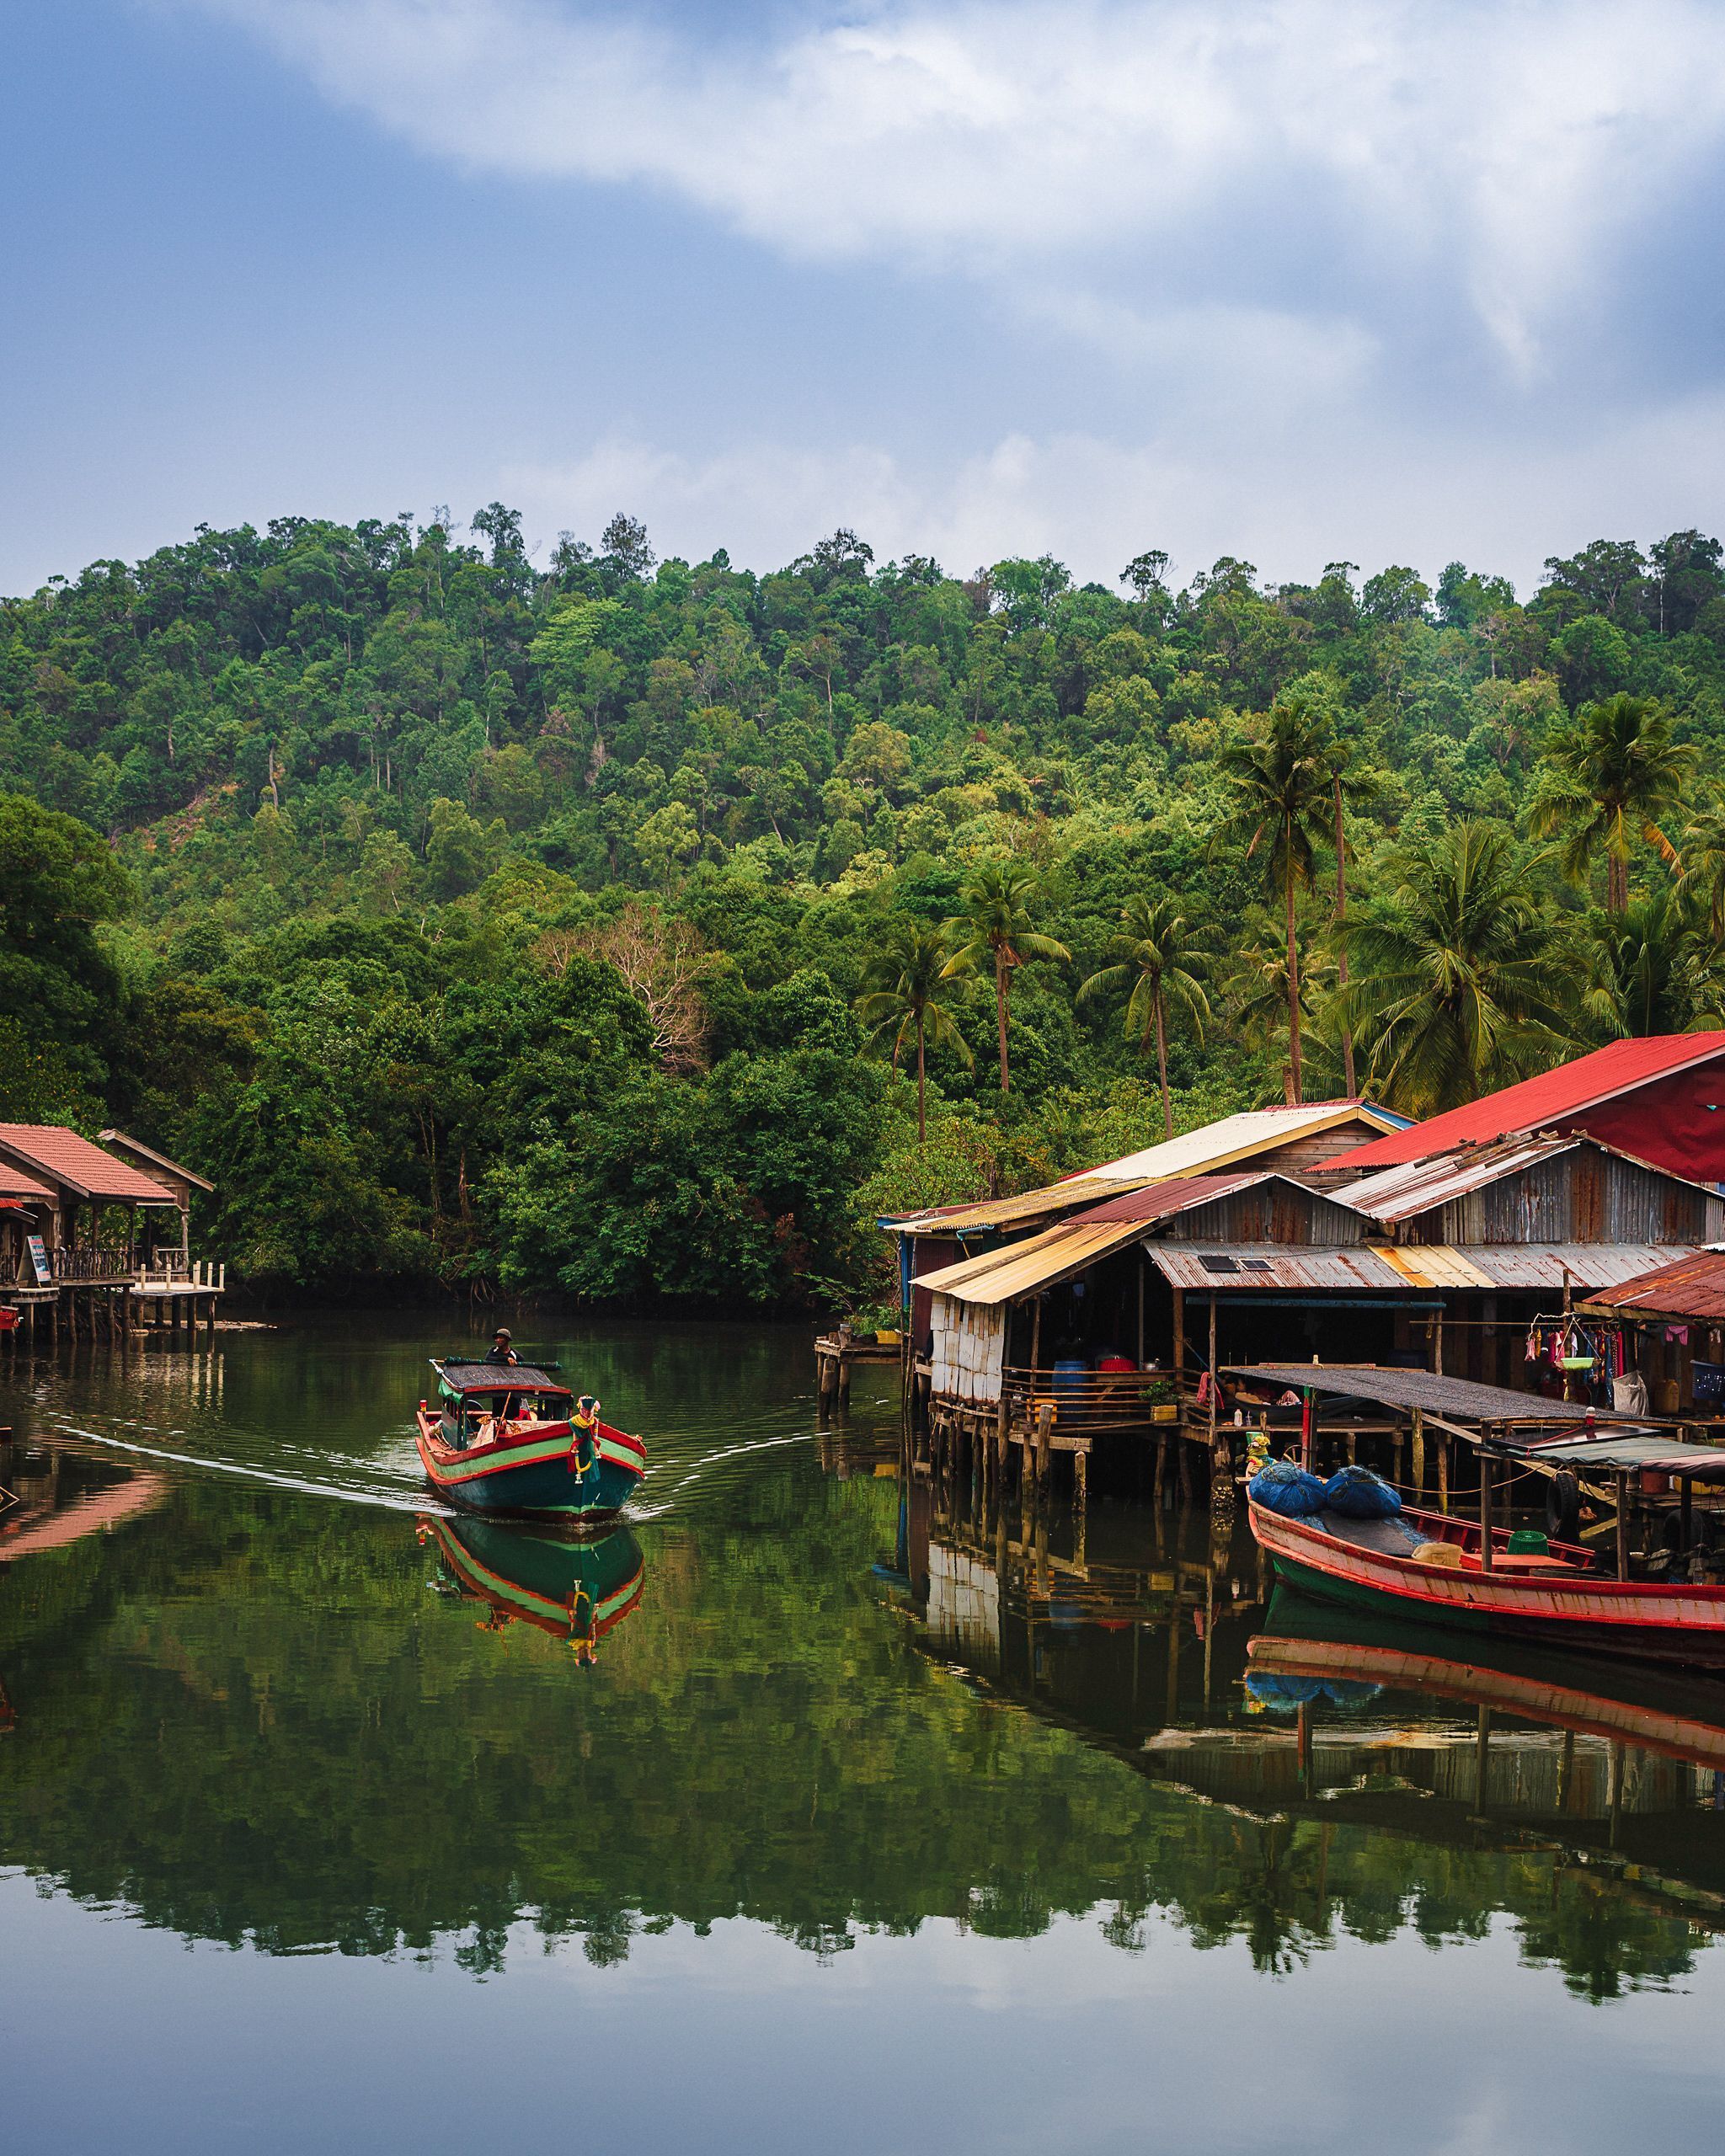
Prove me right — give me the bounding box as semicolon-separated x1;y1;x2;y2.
1340;1134;1718;1224
919;1218;1152;1305
1076;1101;1406;1187
891;1176;1135;1236
1340;1135;1577;1220
1370;1243;1494;1289
1338;1034;1725;1169
1580;1248;1725;1321
1150;1241;1706;1293
1061;1172;1264;1225
0;1125;177;1203
1150;1246;1413;1291
1455;1243;1706;1290
1224;1361;1640;1424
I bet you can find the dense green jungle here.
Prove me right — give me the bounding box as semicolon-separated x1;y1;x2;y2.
7;512;1725;1308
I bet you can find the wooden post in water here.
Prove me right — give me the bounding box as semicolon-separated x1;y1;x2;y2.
1478;1444;1493;1572
1410;1407;1425;1496
1615;1470;1631;1582
1035;1401;1053;1502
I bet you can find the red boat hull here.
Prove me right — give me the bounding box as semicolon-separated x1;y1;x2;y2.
1249;1499;1725;1668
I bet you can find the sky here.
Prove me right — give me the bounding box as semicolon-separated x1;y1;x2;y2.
5;0;1725;597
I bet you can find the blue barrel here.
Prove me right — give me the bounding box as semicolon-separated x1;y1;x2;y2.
1053;1358;1087;1391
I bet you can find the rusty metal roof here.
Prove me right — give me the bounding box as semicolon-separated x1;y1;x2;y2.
1580;1248;1725;1322
1340;1134;1719;1224
1222;1361;1644;1425
1060;1172;1265;1225
918;1218;1153;1305
891;1176;1135;1236
1150;1246;1413;1292
0;1125;177;1203
1454;1243;1706;1290
1337;1033;1725;1169
1149;1240;1706;1293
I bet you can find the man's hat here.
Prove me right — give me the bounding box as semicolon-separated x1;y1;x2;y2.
494;1325;512;1340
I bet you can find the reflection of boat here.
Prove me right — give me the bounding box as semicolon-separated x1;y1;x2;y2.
421;1514;644;1661
416;1359;645;1518
1248;1497;1725;1667
1249;1591;1725;1774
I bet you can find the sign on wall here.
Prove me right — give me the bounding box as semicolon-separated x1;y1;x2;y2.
26;1235;51;1285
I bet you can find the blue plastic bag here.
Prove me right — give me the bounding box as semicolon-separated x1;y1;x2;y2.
1322;1465;1402;1518
1247;1460;1329;1518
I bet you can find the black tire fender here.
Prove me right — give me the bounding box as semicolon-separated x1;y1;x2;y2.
1546;1469;1582;1545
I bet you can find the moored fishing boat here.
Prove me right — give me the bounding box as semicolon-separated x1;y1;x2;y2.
421;1513;644;1659
416;1358;645;1518
1248;1493;1725;1668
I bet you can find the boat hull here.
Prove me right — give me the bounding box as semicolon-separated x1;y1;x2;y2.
1249;1499;1725;1668
416;1409;644;1518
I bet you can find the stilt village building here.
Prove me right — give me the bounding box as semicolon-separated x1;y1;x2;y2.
887;1038;1725;1492
0;1124;223;1344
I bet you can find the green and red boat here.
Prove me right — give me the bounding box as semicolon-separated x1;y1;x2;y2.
422;1512;644;1660
416;1358;645;1519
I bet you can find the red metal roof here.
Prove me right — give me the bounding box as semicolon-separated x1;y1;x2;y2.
0;1159;55;1201
0;1125;178;1203
1583;1248;1725;1322
1338;1035;1725;1169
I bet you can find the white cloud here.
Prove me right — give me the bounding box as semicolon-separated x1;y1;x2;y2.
190;0;1725;376
504;381;1725;591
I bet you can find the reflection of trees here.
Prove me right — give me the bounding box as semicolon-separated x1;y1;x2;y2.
0;1464;1712;1999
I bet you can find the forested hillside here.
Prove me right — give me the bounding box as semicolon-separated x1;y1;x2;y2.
5;510;1725;1307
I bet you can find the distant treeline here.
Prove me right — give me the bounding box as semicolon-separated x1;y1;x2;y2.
4;513;1725;1304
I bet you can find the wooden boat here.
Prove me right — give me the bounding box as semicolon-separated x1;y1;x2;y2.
416;1358;645;1518
1247;1497;1725;1668
421;1513;644;1659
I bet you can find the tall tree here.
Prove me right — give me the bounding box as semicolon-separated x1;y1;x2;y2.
856;921;974;1143
1334;823;1572;1115
1528;692;1696;913
943;861;1071;1096
1579;886;1725;1038
1215;704;1332;1102
1077;895;1215;1137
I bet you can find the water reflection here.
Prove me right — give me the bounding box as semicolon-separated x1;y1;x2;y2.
421;1514;645;1662
899;1453;1725;1994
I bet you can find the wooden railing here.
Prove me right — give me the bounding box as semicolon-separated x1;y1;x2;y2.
1001;1366;1178;1433
51;1246;137;1284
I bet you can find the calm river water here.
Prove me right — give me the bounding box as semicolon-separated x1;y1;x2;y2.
6;1318;1725;2153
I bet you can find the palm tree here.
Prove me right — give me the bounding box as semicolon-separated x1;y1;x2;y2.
942;860;1071;1095
1528;691;1696;913
1580;884;1725;1038
1333;821;1573;1115
1215;703;1332;1102
1306;717;1376;1097
1077;895;1215;1136
855;920;974;1143
1222;910;1334;1104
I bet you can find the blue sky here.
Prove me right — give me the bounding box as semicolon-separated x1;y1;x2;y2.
7;0;1725;596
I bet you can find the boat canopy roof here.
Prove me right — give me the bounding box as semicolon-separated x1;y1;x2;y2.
435;1361;569;1396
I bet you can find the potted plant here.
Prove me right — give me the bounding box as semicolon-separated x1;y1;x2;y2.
1142;1375;1179;1422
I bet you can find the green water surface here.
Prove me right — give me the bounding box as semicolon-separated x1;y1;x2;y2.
3;1317;1725;2153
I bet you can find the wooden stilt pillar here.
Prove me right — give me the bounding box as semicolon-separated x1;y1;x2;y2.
1411;1408;1425;1494
1478;1444;1493;1572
